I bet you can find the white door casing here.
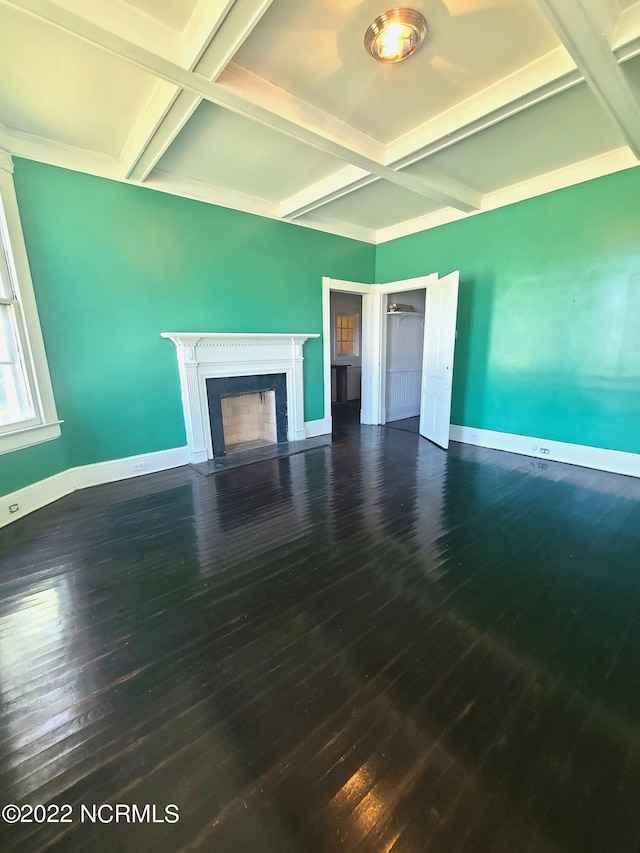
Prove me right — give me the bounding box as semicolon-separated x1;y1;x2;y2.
322;272;459;443
419;271;460;449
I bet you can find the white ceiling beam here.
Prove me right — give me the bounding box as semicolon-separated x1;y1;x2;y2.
212;67;482;211
124;0;275;181
535;0;640;158
279;50;582;221
613;4;640;53
0;0;481;212
269;29;640;221
280;167;377;219
580;0;621;45
49;0;181;62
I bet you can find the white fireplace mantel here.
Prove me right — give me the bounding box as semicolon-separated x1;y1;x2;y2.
161;332;319;463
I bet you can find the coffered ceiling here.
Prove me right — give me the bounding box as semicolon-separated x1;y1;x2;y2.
0;0;639;244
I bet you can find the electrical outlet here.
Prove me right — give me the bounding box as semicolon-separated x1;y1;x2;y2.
9;503;19;514
133;461;147;472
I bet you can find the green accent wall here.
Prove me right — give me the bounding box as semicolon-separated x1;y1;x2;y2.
1;159;374;496
376;166;640;455
3;159;640;499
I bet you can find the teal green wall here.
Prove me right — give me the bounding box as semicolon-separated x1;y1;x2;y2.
3;160;640;499
1;159;374;496
377;167;640;455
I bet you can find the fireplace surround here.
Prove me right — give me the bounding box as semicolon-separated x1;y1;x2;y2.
161;333;319;464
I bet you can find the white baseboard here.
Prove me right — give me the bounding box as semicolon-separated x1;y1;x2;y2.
305;417;331;438
387;408;420;423
1;446;190;528
0;469;75;528
450;425;640;478
360;408;378;425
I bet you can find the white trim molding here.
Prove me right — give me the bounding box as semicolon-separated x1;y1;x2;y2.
0;415;330;527
450;424;640;478
0;148;62;455
0;445;190;528
161;332;320;464
304;417;331;439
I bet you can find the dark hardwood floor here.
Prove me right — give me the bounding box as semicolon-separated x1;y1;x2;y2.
2;416;640;852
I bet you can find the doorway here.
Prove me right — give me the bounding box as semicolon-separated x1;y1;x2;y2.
330;290;363;422
382;287;426;434
322;272;459;448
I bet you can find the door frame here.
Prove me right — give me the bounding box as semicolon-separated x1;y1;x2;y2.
376;275;438;426
322;273;451;432
322;277;373;433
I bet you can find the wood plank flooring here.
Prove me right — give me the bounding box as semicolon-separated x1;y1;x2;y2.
2;416;640;852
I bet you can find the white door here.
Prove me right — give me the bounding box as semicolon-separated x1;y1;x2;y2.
419;271;460;449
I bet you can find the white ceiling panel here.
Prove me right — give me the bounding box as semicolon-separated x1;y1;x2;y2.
621;54;640;96
408;83;627;194
0;0;638;241
0;5;160;157
122;0;201;30
155;101;345;201
297;181;444;230
229;0;562;142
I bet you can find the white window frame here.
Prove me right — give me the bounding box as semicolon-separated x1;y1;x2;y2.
331;309;361;365
0;150;61;454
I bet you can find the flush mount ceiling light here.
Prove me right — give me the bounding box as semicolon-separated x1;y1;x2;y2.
364;8;427;64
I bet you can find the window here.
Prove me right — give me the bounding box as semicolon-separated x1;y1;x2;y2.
335;313;361;361
336;314;355;357
0;150;60;454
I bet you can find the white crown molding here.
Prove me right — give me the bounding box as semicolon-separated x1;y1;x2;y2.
6;123;636;247
480;145;637;211
143;168;279;218
4;125;374;242
7;127;122;179
0;138;13;172
375;146;637;244
290;212;376;245
144;168;377;242
376;207;470;244
535;0;640;158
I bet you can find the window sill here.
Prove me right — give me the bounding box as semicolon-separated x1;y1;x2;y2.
0;420;63;455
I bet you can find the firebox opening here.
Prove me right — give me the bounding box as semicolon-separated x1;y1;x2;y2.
221;390;277;455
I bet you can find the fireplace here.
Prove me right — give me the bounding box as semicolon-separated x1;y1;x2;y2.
207;373;287;456
161;333;319;464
